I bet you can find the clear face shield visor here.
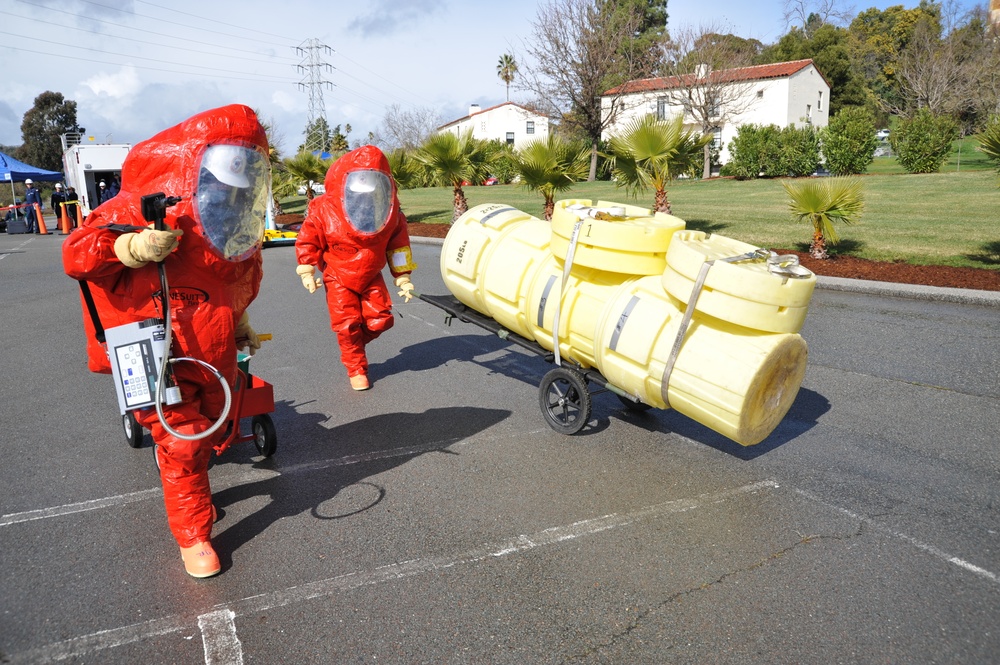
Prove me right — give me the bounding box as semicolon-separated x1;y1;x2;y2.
194;144;269;261
343;170;392;234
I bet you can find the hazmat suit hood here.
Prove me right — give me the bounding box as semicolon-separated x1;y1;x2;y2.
321;145;399;240
118;104;270;262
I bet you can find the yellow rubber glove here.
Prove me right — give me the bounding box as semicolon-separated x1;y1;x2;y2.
113;225;183;268
235;311;261;356
395;274;415;303
296;264;323;293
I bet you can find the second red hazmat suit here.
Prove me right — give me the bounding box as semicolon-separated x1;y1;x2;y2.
63;104;270;578
294;146;417;390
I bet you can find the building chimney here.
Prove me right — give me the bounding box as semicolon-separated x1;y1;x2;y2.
694;64;711;78
469;104;481;116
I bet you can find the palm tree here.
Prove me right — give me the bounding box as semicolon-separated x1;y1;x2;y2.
783;177;864;259
414;130;496;221
607;114;711;215
283;151;332;200
977;116;1000;180
497;53;518;102
514;134;590;220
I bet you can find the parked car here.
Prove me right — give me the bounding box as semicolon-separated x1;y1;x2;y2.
484;176;499;186
876;129;890;141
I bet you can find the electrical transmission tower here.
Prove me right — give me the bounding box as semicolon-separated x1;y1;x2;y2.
296;38;334;153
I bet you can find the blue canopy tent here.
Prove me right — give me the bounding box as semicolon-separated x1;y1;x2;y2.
0;150;64;203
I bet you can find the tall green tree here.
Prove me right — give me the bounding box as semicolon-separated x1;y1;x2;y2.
607;114;709;214
783;177;864;259
497;53;518;102
299;116;332;155
18;91;81;171
414;130;497;221
514;133;590;220
848;2;942;114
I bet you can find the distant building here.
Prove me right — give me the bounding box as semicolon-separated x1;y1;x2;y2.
602;59;831;165
437;102;550;149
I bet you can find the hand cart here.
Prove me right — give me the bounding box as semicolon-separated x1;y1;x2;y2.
417;293;651;435
123;344;278;459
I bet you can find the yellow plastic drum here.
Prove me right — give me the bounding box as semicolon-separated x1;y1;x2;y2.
594;277;809;446
550;199;685;276
661;230;816;333
440;204;544;316
524;255;642;369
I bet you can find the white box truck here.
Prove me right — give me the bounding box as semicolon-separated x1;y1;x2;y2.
61;135;131;216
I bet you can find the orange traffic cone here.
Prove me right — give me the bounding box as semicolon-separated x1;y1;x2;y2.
60;203;71;234
75;205;84;229
34;204;48;235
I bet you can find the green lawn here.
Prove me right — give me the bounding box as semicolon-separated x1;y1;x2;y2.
392;168;1000;270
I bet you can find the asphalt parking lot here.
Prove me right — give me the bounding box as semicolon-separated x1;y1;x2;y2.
1;232;998;664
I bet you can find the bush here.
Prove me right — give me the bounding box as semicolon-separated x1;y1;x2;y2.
890;109;959;174
726;124;819;178
822;107;878;175
726;124;782;179
778;125;821;177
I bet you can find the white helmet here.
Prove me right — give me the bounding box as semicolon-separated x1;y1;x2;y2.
24;178;33;184
201;144;251;188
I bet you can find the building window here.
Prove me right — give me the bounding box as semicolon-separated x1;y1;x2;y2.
712;127;722;148
506;132;515;145
526;120;535;134
757;90;764;99
481;121;487;132
656;97;667;120
806;104;812;123
817;91;823;111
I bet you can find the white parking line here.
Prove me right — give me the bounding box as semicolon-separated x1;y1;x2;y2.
198;609;243;665
6;480;778;663
793;487;1000;584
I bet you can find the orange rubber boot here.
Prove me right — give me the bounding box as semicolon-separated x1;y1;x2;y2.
180;541;221;578
349;374;370;391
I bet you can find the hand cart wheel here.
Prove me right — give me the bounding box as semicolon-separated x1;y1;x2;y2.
539;366;592;435
123;412;144;448
251;414;277;457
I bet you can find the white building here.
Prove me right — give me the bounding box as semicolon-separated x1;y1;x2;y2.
437;102;551;149
602;59;831;164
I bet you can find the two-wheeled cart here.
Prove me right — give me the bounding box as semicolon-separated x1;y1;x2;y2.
123;351;278;458
418;293;651;435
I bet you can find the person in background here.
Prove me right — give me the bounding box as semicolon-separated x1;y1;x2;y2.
64;186;79;228
50;183;67;228
294;145;417;391
23;178;42;233
98;180;113;205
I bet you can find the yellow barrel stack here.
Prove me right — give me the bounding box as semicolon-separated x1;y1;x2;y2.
439;200;817;446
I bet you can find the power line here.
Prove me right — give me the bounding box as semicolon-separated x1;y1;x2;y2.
7;34;296;82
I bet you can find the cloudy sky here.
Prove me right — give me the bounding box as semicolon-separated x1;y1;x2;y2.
1;0;984;156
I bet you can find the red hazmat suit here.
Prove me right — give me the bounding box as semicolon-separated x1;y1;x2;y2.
62;105;268;555
294;146;416;380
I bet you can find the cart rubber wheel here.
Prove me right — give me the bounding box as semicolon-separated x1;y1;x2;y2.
539;367;592;435
252;414;277;457
124;412;144;448
616;393;653;412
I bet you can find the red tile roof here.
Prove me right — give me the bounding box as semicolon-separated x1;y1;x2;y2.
604;59;825;95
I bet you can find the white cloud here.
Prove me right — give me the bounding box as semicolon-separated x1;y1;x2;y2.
78;65;142;99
